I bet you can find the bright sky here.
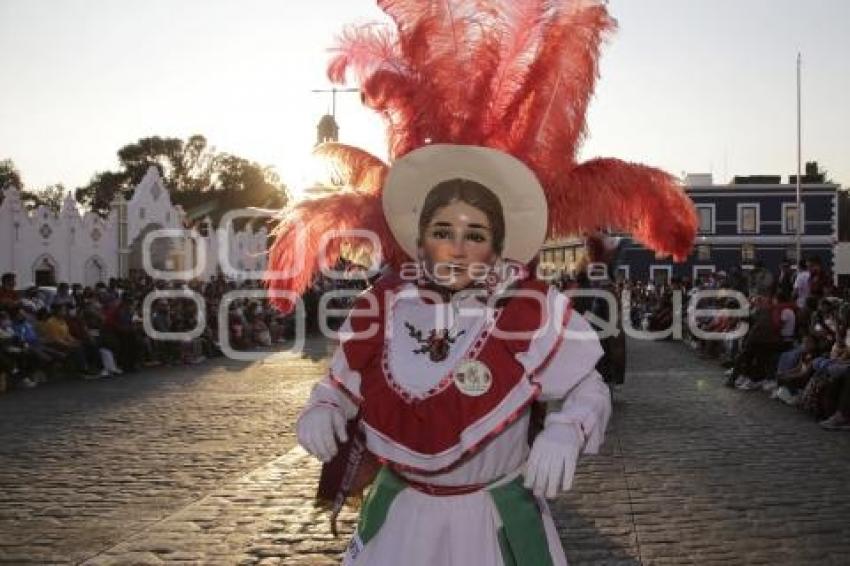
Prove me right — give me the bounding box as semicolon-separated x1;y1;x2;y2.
1;0;848;195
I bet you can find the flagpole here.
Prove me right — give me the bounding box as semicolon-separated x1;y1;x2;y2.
796;52;802;264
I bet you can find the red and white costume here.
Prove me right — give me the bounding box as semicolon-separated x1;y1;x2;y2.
300;274;611;564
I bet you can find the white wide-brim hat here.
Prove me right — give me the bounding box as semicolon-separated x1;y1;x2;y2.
382;144;549;264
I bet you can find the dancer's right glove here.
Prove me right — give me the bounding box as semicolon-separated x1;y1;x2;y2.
296;403;349;463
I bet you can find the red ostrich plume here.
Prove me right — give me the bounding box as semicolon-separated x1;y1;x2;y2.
266;0;697;312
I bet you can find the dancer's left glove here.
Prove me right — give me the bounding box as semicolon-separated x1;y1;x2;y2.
296;403;349;463
523;422;583;499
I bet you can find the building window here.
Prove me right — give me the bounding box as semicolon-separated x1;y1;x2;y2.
650;265;672;287
697;245;711;261
782;202;805;234
693;266;716;284
139;207;146;220
742;243;756;263
696;205;715;234
737;204;759;234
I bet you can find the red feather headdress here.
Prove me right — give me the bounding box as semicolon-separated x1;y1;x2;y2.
267;0;697;311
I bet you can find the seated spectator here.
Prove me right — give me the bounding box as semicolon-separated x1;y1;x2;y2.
800;326;850;420
174;301;205;365
149;300;177;365
81;291;122;375
819;330;850;431
37;304;95;378
727;296;780;390
646;291;674;333
0;273;18;307
20;287;47;313
103;296;139;371
810;298;839;352
51;282;75;310
228;304;249;350
13;306;62;382
772;335;818;405
65;304;109;378
0;308;38;389
247;304;272;347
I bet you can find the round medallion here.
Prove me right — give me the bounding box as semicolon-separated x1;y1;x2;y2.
453;359;493;397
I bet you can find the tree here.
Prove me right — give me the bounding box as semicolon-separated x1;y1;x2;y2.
74;135;288;219
75;170;133;216
174;153;288;227
21;184;67;213
0;158;23;200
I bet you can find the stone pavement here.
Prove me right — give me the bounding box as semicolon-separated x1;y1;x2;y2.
1;337;849;565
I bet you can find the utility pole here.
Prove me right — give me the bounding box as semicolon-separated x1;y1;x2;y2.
796;53;802;264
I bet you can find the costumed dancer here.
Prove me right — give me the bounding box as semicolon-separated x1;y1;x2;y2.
266;1;697;564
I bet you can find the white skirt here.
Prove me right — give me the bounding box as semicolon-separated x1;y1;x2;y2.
342;473;568;566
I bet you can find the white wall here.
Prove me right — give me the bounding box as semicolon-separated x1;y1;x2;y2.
0;166;269;287
835;243;850;277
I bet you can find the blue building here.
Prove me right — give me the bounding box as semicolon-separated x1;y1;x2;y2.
540;163;846;286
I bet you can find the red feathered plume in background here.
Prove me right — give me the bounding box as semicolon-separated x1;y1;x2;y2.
267;0;697;312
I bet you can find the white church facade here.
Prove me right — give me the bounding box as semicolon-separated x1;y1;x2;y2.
0;166;269;287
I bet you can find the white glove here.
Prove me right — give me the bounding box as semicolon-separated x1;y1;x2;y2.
296;403;349;463
523;422;583;499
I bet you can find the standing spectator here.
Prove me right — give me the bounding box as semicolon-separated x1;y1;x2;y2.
749;261;775;298
793;258;811;309
727;267;748;298
808;256;830;301
774;290;798;350
776;261;795;299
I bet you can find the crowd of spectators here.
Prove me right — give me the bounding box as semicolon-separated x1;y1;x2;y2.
4;254;848;432
679;257;849;431
554;253;849;431
0;272;297;393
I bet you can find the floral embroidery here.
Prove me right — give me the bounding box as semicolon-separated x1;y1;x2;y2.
383;298;503;403
403;322;466;362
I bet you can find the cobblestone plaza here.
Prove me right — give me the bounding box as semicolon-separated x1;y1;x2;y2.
2;337;849;565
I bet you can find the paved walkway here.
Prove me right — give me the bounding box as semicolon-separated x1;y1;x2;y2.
1;337;848;565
